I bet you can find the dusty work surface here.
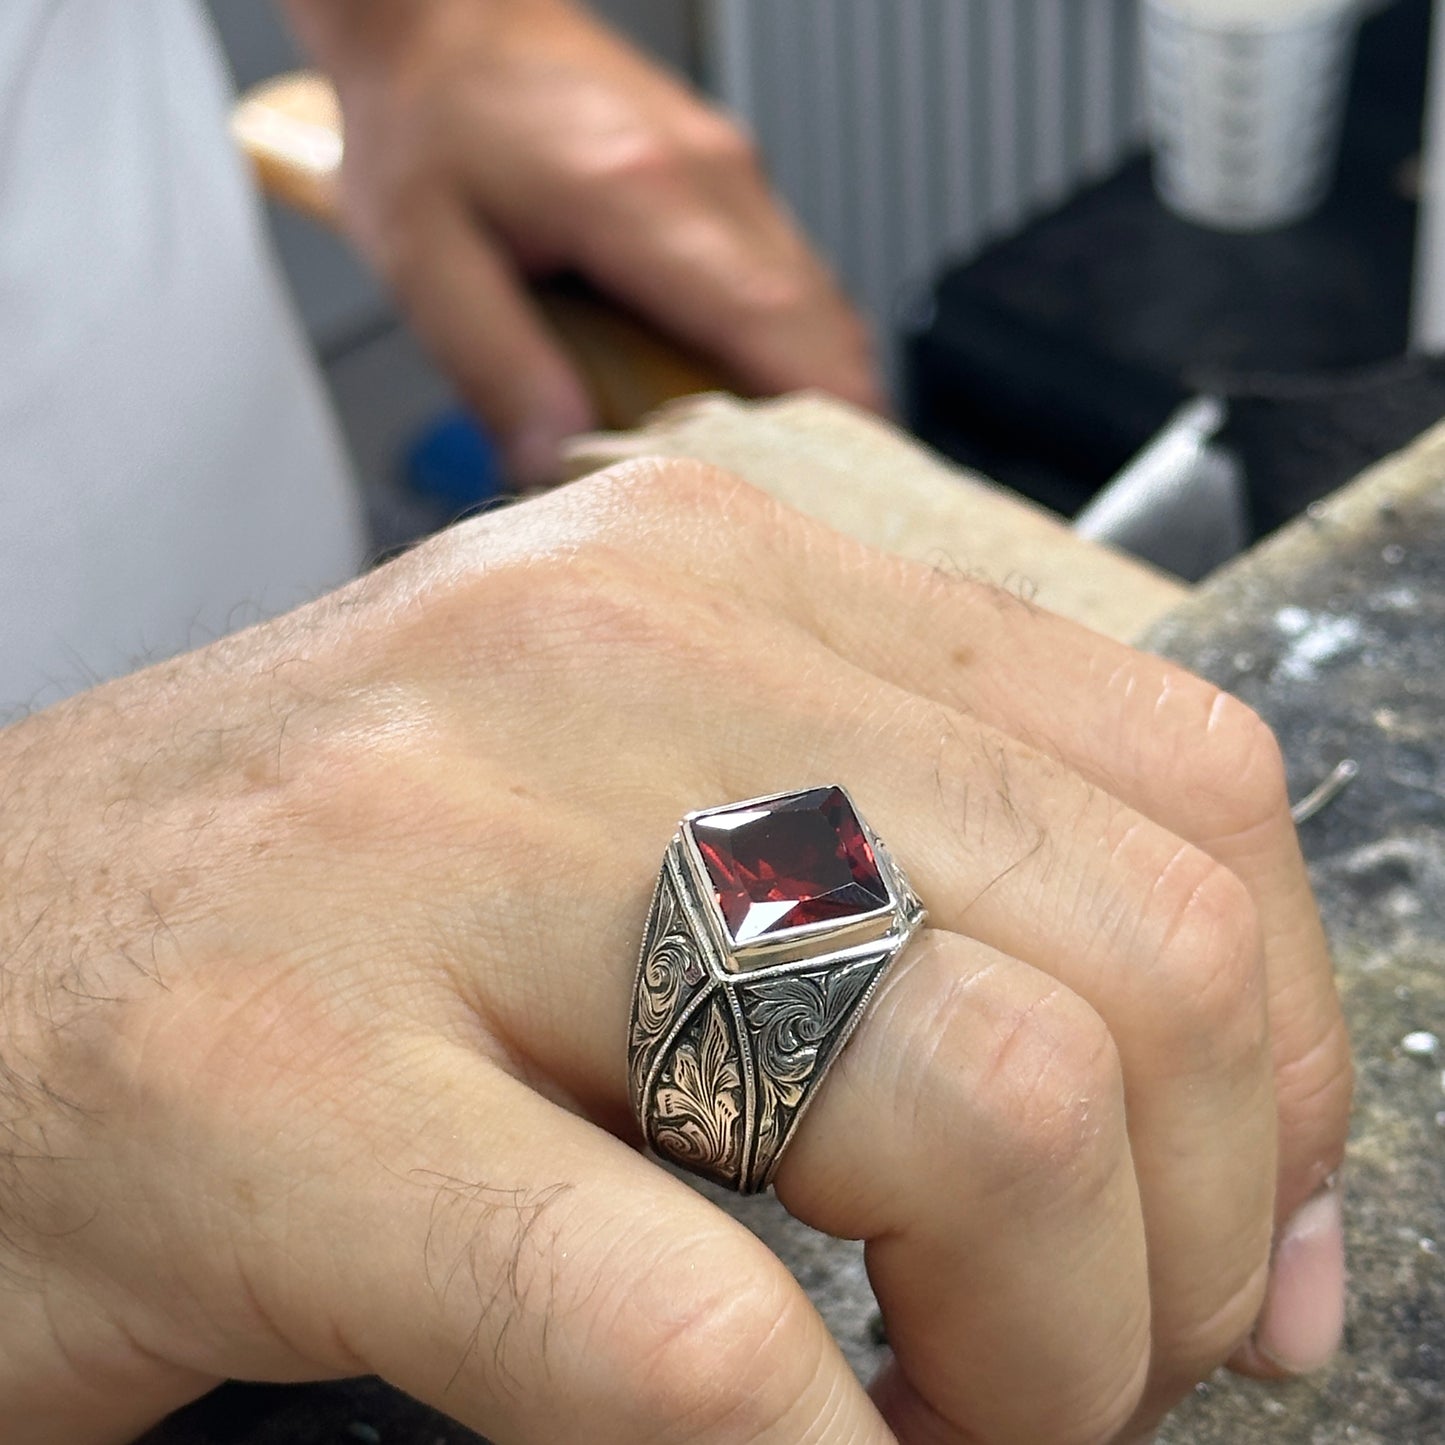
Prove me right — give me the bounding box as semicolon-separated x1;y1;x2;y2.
702;428;1445;1444
140;429;1444;1444
1140;431;1445;1444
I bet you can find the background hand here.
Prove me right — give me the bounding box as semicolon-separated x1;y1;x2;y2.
281;0;882;484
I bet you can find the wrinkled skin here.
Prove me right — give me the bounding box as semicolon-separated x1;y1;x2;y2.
281;0;881;484
0;462;1350;1444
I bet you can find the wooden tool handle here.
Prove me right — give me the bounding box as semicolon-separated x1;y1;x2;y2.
232;72;731;431
232;71;345;226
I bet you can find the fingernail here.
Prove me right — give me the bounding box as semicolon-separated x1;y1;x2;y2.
1253;1183;1346;1375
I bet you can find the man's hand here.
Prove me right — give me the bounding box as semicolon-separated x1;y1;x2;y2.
278;0;881;485
0;462;1350;1444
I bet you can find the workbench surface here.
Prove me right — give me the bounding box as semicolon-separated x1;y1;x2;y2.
1143;428;1445;1444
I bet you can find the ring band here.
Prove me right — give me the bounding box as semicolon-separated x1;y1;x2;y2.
628;786;926;1194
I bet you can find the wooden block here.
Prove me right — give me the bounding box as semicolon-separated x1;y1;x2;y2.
566;392;1189;643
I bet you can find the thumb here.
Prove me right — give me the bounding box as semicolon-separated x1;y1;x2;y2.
272;1044;894;1445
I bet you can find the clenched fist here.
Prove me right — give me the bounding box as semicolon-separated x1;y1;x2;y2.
0;462;1349;1444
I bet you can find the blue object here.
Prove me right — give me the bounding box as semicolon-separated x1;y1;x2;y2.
404;408;506;513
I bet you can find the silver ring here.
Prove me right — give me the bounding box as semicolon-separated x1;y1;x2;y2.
628;785;926;1194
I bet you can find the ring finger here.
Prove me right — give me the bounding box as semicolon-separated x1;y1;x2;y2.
775;927;1153;1445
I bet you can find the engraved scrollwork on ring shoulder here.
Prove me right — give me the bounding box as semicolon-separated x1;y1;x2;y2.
740;957;885;1181
651;996;744;1183
628;866;707;1111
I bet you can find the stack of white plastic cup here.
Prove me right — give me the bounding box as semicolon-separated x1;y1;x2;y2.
1142;0;1367;231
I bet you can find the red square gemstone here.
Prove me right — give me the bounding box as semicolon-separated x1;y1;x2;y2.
691;787;889;945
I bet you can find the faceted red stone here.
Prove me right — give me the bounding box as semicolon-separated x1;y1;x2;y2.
692;787;888;945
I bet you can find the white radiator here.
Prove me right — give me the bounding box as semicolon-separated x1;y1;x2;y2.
1413;0;1445;349
705;0;1148;352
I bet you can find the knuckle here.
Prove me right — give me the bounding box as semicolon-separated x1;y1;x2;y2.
681;111;763;173
570;127;689;195
1201;691;1292;831
573;113;759;195
600;456;768;526
398;522;768;726
621;1255;814;1444
1147;850;1268;1061
976;982;1126;1195
1165;681;1293;841
728;265;817;326
1068;1354;1153;1445
885;1347;1147;1445
560;457;782;554
1164;1251;1273;1387
480;549;684;671
597;459;813;584
373;458;806;714
1275;1010;1355;1180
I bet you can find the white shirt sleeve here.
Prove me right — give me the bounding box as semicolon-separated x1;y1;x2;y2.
0;0;367;716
